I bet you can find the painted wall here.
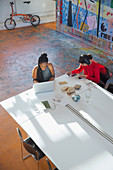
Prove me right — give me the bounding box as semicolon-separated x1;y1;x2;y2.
0;0;56;24
56;0;113;52
0;0;11;23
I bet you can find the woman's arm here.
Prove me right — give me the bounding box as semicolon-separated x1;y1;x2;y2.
48;63;55;81
71;64;83;75
32;65;39;83
67;64;83;76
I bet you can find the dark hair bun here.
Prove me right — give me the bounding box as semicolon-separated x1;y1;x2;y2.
38;53;48;65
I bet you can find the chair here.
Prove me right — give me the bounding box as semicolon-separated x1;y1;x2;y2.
16;128;45;169
46;158;58;170
107;84;113;93
105;74;113;94
99;66;112;88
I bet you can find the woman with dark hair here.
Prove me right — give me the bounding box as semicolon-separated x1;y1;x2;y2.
32;53;55;83
67;54;111;86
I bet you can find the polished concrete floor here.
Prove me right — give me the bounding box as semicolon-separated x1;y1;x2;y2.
0;22;57;170
0;22;113;170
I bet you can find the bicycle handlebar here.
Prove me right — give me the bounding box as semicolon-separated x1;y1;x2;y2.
10;2;14;5
10;1;31;5
23;1;31;4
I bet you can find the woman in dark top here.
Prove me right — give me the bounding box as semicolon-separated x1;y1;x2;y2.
32;53;55;83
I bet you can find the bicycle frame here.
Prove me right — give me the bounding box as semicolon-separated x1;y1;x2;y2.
10;2;31;22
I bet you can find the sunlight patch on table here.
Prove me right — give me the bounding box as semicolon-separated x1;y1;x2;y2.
67;122;91;142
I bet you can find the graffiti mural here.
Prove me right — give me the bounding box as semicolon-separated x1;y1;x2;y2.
56;0;113;51
99;0;113;42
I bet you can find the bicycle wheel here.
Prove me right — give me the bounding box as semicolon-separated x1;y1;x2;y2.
4;18;16;30
30;15;40;26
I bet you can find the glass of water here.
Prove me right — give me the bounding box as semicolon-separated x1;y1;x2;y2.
85;88;91;104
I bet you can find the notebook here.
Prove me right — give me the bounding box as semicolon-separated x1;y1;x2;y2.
33;80;54;94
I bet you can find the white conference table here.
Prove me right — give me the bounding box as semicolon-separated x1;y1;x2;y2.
1;74;113;170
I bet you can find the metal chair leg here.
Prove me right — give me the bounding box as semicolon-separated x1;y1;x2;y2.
21;141;31;160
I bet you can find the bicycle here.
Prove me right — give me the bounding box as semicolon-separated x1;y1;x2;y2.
4;1;40;30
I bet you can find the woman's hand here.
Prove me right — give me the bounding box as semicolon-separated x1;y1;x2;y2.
79;75;86;79
33;80;39;83
66;71;72;76
49;77;55;81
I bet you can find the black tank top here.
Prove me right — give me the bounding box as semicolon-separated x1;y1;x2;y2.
37;66;52;82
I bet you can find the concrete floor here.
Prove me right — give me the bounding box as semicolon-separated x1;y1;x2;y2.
0;22;57;170
0;22;113;170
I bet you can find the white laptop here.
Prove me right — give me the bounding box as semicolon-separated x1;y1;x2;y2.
33;80;54;94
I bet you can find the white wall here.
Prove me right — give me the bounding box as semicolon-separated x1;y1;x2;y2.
15;0;56;23
0;0;56;25
0;0;11;22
